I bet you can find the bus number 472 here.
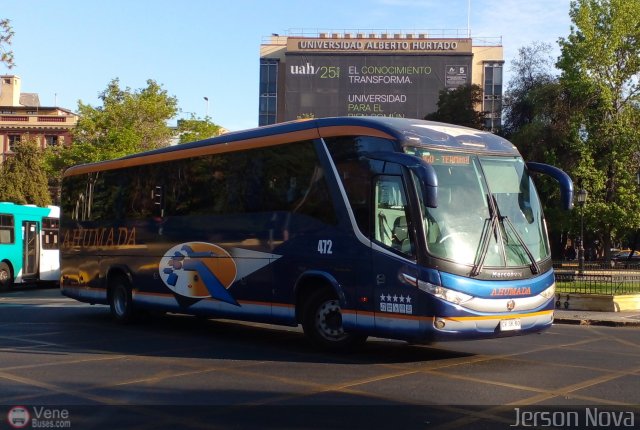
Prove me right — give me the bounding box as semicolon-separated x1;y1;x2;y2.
318;240;333;255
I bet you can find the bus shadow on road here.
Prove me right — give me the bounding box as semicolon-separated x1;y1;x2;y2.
5;306;476;365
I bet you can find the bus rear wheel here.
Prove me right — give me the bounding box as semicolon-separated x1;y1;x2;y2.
0;262;13;289
109;276;134;324
302;289;366;350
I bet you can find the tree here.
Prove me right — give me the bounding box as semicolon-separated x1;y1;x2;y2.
502;42;557;140
75;78;178;156
557;0;640;257
45;78;179;188
177;115;223;144
0;136;51;206
501;43;585;258
424;84;485;129
0;19;15;69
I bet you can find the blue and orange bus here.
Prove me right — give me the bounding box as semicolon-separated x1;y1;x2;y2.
59;117;572;348
0;203;60;288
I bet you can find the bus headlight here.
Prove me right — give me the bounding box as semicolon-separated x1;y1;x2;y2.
540;283;556;300
418;280;473;305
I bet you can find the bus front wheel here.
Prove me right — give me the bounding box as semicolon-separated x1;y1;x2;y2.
0;262;13;289
302;289;366;350
109;276;134;324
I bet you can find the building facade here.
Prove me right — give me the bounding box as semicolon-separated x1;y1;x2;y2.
259;30;503;130
0;75;78;163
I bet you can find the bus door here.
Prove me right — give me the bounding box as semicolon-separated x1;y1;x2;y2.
369;163;419;333
22;221;40;280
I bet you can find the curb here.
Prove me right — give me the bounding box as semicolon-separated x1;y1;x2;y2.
553;317;640;327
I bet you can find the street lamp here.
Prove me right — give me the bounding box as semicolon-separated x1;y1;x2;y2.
576;188;588;273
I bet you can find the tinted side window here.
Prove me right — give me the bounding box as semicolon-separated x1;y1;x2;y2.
61;140;338;226
63;171;127;222
324;136;397;159
61;174;91;221
373;174;415;258
260;141;337;224
91;171;124;222
0;214;14;244
324;136;397;237
162;140;337;224
120;164;157;220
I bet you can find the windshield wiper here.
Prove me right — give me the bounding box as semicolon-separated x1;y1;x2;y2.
471;194;500;276
471;194;540;276
502;213;540;274
489;194;540;274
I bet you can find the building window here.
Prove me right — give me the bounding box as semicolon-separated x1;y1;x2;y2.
8;135;21;152
259;58;278;126
45;135;59;147
483;62;503;131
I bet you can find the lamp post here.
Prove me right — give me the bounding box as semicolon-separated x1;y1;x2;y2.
576;189;588;274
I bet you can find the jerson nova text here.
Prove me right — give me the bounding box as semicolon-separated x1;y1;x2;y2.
511;407;635;428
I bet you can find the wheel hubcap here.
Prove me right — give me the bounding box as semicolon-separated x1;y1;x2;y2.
316;299;347;341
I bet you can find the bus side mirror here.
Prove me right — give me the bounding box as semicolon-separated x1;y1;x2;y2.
410;164;438;208
366;151;438;208
526;162;574;210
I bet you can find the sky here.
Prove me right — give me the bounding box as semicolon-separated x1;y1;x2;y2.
2;0;572;132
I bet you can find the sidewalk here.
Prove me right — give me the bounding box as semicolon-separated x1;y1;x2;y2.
554;309;640;327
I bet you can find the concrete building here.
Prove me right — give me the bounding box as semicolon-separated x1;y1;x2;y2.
0;75;78;163
259;30;503;130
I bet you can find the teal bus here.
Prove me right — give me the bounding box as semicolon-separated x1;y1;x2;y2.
0;203;60;288
60;117;573;349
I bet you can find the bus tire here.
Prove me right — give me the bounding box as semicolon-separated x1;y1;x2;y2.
301;288;367;350
109;276;135;324
0;262;13;289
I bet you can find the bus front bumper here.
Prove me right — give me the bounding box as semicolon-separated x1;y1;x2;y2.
428;309;554;341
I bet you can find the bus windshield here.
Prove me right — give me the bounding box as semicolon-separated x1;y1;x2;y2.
406;148;550;267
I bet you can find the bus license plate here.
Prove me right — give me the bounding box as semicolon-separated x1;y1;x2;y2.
500;318;521;331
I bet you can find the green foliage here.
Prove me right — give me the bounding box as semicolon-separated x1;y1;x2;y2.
502;42;557;139
424;84;485;129
502;42;585;257
503;2;640;258
557;0;640;253
75;78;178;156
0;136;51;206
177;115;222;144
0;18;15;69
45;78;179;186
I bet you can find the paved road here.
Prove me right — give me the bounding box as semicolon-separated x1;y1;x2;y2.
1;287;639;429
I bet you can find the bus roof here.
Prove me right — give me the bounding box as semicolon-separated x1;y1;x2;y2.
63;117;520;177
0;202;59;217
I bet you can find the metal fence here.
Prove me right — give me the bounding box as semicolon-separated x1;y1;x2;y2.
553;261;640;295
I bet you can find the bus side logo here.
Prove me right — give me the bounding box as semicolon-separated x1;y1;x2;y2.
159;242;238;305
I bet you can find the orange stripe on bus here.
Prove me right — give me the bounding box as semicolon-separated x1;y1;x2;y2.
318;126;394;139
343;309;434;322
444;310;553;322
135;291;172;298
63;128;322;177
63;125;396;177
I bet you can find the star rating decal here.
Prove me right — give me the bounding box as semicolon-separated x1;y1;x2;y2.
378;292;413;315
